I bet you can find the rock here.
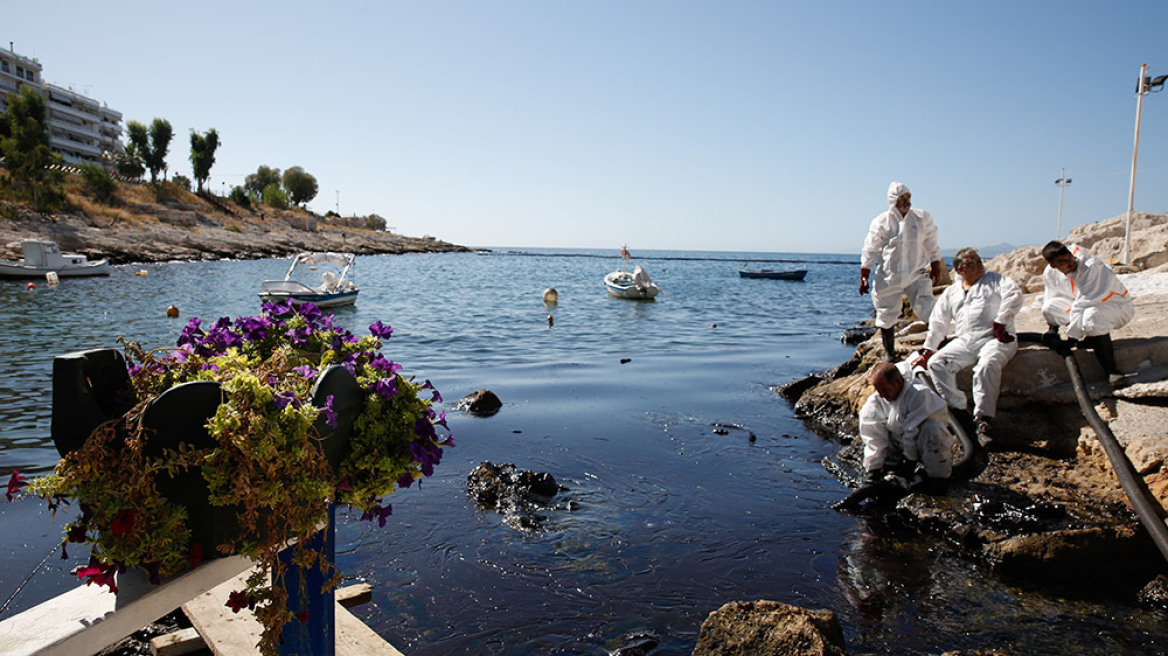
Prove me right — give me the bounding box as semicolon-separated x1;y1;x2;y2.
456;389;503;416
691;600;847;656
984;525;1162;580
609;630;659;656
467;461;562;532
1137;574;1168;610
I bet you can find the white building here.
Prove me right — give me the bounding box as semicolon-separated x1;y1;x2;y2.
0;44;123;167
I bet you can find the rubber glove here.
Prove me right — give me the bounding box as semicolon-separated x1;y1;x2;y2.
992;322;1015;344
859;268;870;295
930;260;946;287
911;349;934;369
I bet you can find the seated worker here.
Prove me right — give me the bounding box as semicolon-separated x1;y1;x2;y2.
1041;241;1135;386
859;361;954;494
912;248;1023;447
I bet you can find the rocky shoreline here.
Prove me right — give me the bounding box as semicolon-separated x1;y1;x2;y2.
0;191;472;265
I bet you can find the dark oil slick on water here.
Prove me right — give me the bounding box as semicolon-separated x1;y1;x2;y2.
0;248;1164;655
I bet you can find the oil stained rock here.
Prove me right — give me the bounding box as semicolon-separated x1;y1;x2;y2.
467;461;562;531
455;389;503;416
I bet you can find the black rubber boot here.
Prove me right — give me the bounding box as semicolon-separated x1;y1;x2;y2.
880;327;897;362
1090;334;1118;375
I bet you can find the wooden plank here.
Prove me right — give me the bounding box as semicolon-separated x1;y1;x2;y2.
183;575;403;656
149;628;203;656
0;556;253;656
150;584;373;656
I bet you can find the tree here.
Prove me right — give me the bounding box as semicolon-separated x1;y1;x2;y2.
0;86;66;211
262;183;288;209
171;174;192;191
114;145;146;180
282;166;318;207
364;214;387;231
126;118;173;184
229;185;251;208
245;165;280;199
79;163;118;203
189;128;219;193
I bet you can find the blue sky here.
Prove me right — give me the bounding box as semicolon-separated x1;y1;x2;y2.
9;1;1168;253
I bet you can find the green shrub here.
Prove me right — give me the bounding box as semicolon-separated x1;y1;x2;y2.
171;174;191;191
79;164;118;204
262;183;288;210
229;185;251;208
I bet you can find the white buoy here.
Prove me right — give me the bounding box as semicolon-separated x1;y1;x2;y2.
45;271;59;286
543;288;559;304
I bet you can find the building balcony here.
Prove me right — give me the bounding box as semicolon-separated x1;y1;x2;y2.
47;116;102;141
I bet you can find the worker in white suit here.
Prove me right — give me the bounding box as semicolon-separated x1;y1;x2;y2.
912;248;1023;447
859;361;953;494
1041;240;1134;386
860;182;946;362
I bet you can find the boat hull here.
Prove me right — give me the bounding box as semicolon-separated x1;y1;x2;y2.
738;268;807;281
0;260;111;279
258;290;359;308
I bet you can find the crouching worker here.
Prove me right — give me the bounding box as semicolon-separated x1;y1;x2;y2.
1041;241;1134;387
859;362;953;494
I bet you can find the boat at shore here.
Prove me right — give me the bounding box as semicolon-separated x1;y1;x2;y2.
604;265;660;299
258;252;359;308
738;267;807;281
0;240;110;279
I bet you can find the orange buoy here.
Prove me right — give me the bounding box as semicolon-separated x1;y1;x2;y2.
166;305;180;318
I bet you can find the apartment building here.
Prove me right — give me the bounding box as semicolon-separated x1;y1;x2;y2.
0;44;123;167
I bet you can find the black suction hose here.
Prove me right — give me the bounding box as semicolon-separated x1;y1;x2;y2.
1060;349;1168;562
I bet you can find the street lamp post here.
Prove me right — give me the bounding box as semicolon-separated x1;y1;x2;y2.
1124;63;1168;264
1055;168;1072;239
335;190;340;216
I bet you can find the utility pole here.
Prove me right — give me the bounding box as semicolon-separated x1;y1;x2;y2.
1124;63;1147;265
1055;168;1071;239
335;189;340;216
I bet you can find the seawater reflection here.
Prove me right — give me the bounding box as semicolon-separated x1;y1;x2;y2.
1;249;1165;655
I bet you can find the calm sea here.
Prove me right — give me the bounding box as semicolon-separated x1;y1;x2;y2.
0;248;1164;655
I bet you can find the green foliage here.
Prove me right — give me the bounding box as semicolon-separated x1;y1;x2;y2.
126;118;173;184
229;185;251;208
114;145;145;180
79;163;118;203
245;165;280;199
262;183;288;209
0;86;67;212
281;166;318;207
189;128;219;193
364;213;387;231
171;174;191;191
324;210;340;218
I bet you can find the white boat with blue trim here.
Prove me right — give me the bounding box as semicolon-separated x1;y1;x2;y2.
258;252;360;308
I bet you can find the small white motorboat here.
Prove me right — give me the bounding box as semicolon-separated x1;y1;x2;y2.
604;265;660;299
259;252;360;308
0;240;110;279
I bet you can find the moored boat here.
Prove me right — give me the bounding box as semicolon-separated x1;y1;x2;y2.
604;265;660;299
738;267;807;281
259;252;360;308
0;240;110;279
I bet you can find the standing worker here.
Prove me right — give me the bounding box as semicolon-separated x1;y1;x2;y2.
860;182;946;362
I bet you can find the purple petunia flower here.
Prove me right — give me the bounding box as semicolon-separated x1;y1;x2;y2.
235;315;270;342
320;395;338;428
433;411;449;431
262;299;294;317
292;364;318;382
286;326;312;347
397;472;415;489
371;378;397;401
369;321;394;339
414;416;436;440
273;390;301;410
370;355;402;374
360;503;393;527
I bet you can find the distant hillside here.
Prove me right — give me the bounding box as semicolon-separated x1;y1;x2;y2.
0;175;470;264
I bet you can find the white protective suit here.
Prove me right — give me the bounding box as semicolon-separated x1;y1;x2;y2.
859;361;954;478
861;182;943;328
1042;246;1134;340
924;271;1023;420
